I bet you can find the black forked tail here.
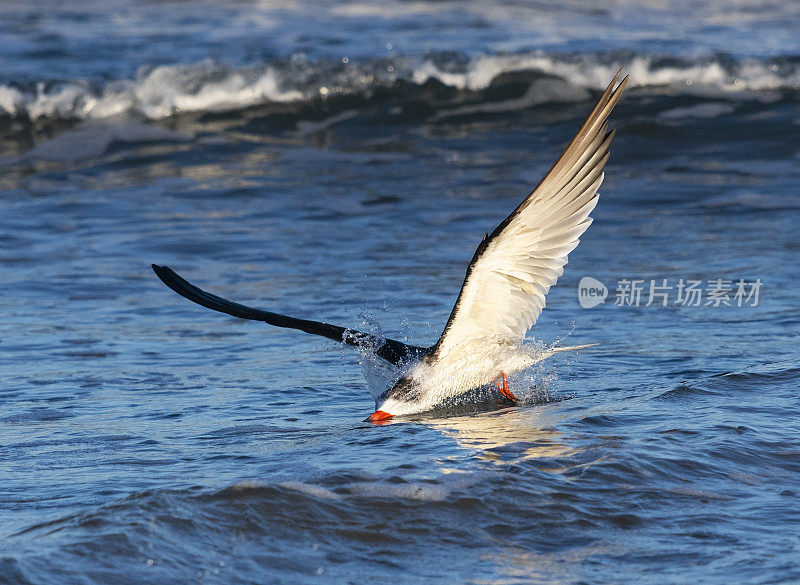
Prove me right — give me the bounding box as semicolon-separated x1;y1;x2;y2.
151;264;427;366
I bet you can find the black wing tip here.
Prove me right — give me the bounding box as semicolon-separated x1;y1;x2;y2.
151;264;201;303
152;264;184;287
151;263;169;280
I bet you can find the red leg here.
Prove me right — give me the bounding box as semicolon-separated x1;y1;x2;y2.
494;372;517;402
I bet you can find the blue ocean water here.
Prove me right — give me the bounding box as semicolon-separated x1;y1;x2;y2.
1;1;800;583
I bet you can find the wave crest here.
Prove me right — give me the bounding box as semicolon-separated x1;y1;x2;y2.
2;52;799;123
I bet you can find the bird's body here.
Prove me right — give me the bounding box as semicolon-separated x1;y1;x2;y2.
375;338;549;416
153;72;627;421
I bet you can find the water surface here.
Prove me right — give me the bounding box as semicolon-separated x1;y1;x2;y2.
1;1;800;583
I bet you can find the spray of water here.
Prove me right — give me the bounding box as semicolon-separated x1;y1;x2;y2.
338;289;585;410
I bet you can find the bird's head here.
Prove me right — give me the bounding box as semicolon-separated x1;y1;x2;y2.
366;375;420;423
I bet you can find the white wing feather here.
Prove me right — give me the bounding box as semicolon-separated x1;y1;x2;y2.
433;73;627;356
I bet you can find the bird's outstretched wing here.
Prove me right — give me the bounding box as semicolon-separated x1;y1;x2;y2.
432;72;627;357
152;265;427;366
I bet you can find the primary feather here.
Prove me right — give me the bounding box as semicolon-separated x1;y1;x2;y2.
431;72;627;360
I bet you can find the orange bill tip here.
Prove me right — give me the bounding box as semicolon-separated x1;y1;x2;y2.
367;410;393;422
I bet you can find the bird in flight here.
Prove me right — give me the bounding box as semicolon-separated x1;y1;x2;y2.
153;71;627;422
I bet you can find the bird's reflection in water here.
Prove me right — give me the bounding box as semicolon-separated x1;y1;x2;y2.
414;400;577;467
416;402;618;581
481;542;621;585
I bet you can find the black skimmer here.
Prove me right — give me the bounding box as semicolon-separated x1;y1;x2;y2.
153;71;627;422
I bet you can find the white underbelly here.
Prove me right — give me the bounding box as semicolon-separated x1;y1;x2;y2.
405;341;538;409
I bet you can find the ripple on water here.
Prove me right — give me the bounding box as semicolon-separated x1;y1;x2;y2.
0;408;74;424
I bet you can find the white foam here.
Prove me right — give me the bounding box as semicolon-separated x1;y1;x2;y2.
0;85;26;117
132;63;303;119
2;53;799;123
1;61;303;122
413;53;800;94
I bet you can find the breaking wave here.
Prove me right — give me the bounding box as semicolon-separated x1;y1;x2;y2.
2;51;799;123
